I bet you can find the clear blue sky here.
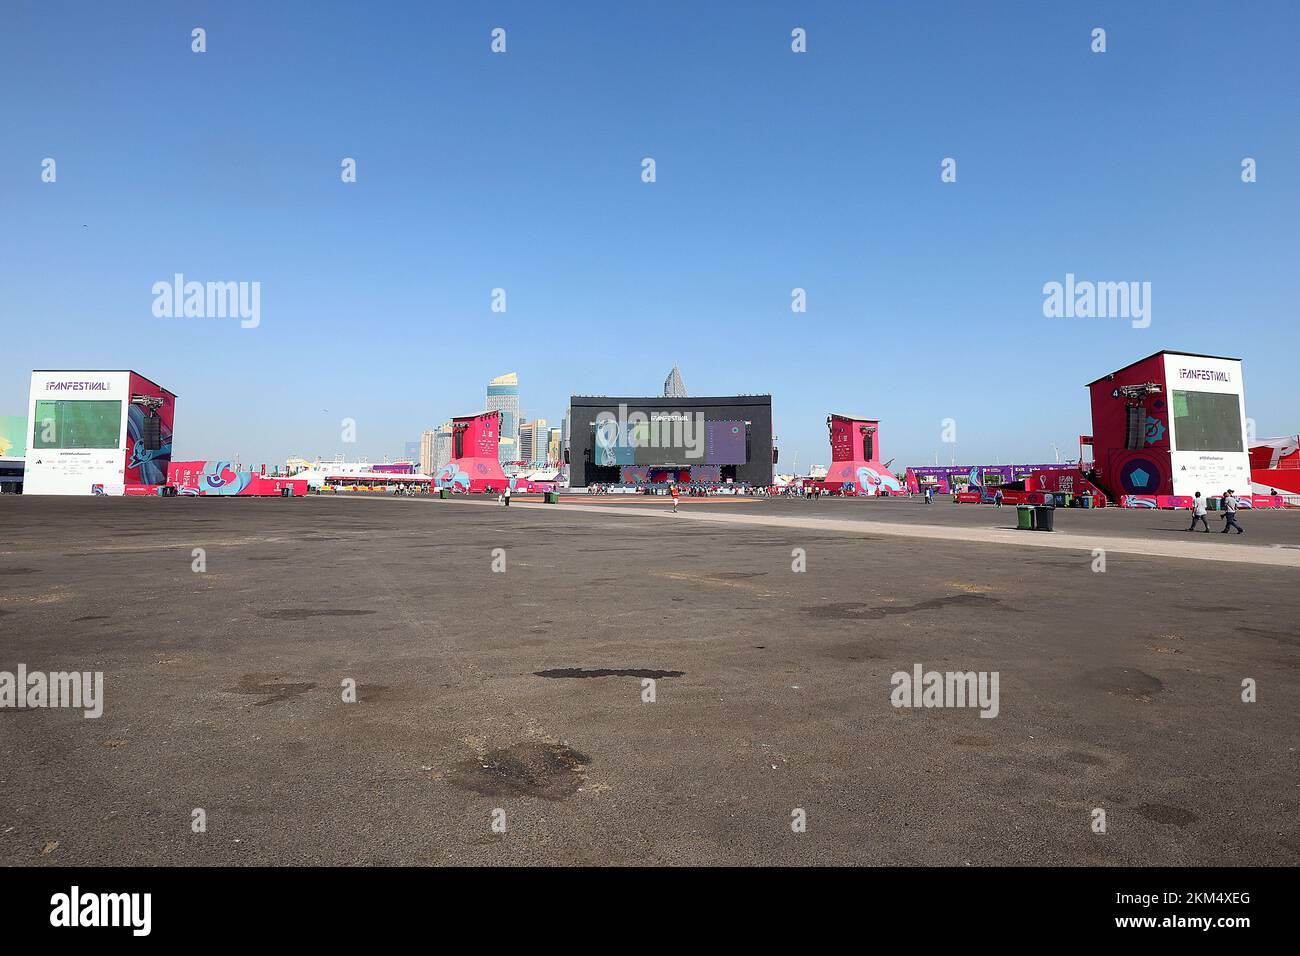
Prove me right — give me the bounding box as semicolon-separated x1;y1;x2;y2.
3;1;1297;470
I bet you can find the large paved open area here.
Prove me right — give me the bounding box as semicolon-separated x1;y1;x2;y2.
2;494;1296;865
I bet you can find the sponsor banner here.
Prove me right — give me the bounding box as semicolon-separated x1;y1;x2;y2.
123;483;164;496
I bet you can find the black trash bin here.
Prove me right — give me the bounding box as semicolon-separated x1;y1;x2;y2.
1034;504;1055;531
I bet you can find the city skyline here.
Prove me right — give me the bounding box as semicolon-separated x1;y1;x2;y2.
2;3;1296;471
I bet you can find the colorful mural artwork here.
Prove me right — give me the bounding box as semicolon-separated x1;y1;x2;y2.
124;372;176;486
435;463;471;491
167;460;305;496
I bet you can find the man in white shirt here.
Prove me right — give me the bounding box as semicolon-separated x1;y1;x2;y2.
1187;491;1209;532
1220;489;1243;534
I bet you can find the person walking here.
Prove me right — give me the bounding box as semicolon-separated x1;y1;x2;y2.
669;483;679;513
1187;491;1210;532
503;483;512;507
994;488;1004;508
1220;489;1243;534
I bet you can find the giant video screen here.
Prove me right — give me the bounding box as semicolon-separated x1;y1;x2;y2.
32;400;122;449
705;420;746;464
1172;390;1243;452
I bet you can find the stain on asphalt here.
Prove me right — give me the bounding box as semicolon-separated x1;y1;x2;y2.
802;593;1013;620
448;741;590;801
354;683;389;702
0;568;42;575
1065;751;1106;766
1080;666;1164;698
1237;627;1300;647
1136;803;1200;826
256;608;376;620
707;572;767;580
73;615;109;622
534;667;684;679
232;675;318;705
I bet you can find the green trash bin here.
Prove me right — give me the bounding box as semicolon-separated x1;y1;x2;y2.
439;488;451;499
544;490;560;504
1016;505;1035;530
1207;497;1220;511
1061;493;1073;508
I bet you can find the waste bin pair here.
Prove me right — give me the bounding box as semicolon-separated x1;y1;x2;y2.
544;491;560;504
439;488;451;499
1016;503;1055;531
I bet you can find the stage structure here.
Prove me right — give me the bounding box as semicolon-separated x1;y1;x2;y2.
819;414;904;495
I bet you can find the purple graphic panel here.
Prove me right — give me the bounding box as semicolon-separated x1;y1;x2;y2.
706;421;746;465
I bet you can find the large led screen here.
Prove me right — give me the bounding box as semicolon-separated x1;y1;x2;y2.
1172;390;1243;452
706;420;746;464
32;400;122;449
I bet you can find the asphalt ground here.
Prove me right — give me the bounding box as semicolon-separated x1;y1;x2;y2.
561;492;1300;549
1;493;1296;865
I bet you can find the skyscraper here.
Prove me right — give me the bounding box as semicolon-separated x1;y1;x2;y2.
486;372;520;463
519;418;547;465
420;422;453;475
663;364;688;398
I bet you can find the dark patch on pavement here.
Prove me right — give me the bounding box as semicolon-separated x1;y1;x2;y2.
534;667;685;679
232;675;318;705
354;683;389;702
1080;666;1164;698
73;615;109;622
256;608;376;620
0;567;42;575
447;741;590;801
802;593;1012;620
1136;803;1200;826
1065;751;1106;766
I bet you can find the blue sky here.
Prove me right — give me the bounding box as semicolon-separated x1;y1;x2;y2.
2;1;1297;470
